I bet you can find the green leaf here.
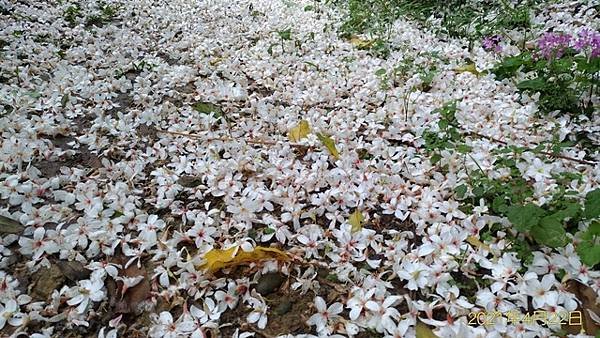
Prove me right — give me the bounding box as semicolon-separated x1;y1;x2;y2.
27;91;41;99
576;56;600;73
192;102;222;118
61;93;70;108
492;53;528;79
472;186;485;198
531;216;569;248
111;210;124;219
420;69;437;87
506;204;545;232
375;68;386;77
456;144;472;154
455;185;467;199
492;196;509;214
550;202;581;222
584;189;600;219
576;221;600;266
517;78;548;91
278;29;292;40
316;133;340;160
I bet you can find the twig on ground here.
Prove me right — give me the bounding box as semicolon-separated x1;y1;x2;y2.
158;129;310;149
160;128;596;165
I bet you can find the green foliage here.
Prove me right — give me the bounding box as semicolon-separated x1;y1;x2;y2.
423;101;463;160
64;5;81;26
530;216;569;248
338;0;396;39
576;221;600;267
64;2;119;28
467;166;599;250
584;189;600;219
418;66;438;92
99;2;118;19
192;102;223;118
277;29;292;41
506;204;545;232
334;0;537;56
375;68;390;89
451;131;599;255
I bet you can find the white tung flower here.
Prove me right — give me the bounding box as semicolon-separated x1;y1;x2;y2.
525;274;559;308
246;295;268;329
18;227;59;260
306;296;343;334
67;278;106;313
0;299;24;330
523;158;553;182
396;261;430;290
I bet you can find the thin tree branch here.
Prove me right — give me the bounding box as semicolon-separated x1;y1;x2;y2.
465;130;597;165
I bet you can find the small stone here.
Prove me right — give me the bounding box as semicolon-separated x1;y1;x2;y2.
177;175;203;187
56;260;91;282
32;264;65;301
273;298;292;315
0;215;24;235
255;272;284;295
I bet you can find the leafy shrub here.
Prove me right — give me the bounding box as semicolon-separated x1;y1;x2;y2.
493;29;600;117
333;0;536;55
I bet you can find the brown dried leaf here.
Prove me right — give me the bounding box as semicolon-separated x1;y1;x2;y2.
563;279;600;335
109;256;152;314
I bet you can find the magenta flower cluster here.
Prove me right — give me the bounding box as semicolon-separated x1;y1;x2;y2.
573;28;600;58
536;28;600;60
537;32;571;60
482;35;503;52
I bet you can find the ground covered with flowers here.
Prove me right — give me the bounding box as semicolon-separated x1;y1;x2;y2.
0;0;599;337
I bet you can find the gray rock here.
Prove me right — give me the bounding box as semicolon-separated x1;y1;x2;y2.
256;272;284;295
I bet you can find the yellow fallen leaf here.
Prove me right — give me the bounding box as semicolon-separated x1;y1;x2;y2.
287;120;311;142
416;320;439;338
349;36;374;49
349;210;363;233
467;236;491;251
454;63;480;76
316;132;340;160
201;246;238;272
200;246;290;272
209;56;225;66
